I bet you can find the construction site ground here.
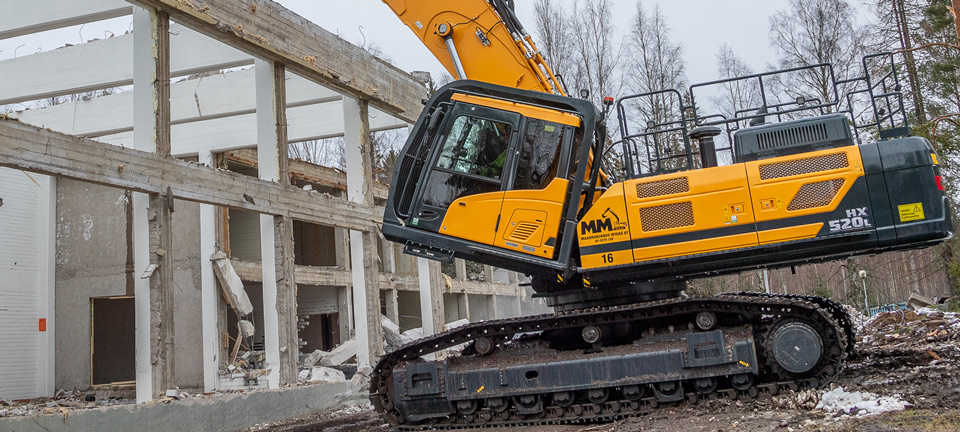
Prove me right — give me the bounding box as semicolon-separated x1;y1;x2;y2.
259;308;960;432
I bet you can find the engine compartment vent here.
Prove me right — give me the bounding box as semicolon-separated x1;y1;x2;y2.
734;113;854;162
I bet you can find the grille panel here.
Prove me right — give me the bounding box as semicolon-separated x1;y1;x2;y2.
787;179;846;211
757;122;829;150
639;202;695;232
759;153;849;180
508;222;541;242
636;177;690;199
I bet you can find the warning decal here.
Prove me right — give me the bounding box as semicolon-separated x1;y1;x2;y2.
898;203;925;222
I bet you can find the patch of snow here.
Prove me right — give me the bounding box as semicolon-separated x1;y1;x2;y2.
816;387;910;417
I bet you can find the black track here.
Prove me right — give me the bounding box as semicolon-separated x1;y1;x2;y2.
370;294;852;429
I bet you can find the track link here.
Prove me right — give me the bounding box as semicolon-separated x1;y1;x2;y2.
370;294;853;429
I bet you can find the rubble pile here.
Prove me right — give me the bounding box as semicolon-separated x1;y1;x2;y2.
0;389;132;418
858;307;960;350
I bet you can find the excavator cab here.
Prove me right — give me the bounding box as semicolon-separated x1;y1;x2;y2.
383;81;602;277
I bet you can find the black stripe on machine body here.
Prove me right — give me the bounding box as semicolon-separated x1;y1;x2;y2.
579;224;757;256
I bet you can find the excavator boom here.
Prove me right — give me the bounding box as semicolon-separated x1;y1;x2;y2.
382;0;565;95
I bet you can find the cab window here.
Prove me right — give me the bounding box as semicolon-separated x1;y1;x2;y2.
514;118;565;190
421;115;513;209
435;116;512;180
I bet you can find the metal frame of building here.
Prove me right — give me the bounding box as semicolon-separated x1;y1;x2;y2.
0;0;531;403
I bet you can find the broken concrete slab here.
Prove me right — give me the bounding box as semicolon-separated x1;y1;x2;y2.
298;367;346;384
444;319;470;331
319;339;356;367
381;315;405;350
238;320;255;338
210;252;253;316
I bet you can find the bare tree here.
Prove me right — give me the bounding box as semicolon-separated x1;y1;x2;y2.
769;0;867;109
533;0;575;92
711;44;761;119
622;1;687;173
568;0;622;106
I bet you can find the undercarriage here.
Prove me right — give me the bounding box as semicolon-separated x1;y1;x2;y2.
370;293;854;429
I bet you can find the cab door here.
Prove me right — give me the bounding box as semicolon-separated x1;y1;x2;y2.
494;118;575;259
411;103;521;246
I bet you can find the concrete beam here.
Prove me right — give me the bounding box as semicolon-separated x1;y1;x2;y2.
93;101;406;156
0;23;251;106
0;119;380;232
10;68;338;138
0;0;132;40
126;0;427;123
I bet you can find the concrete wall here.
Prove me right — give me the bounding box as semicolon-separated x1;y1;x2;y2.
55;180;130;390
0;381;367;432
55;180;204;391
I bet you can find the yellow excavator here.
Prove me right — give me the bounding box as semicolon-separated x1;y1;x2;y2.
371;0;954;428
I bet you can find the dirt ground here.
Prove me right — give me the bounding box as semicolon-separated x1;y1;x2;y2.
260;308;960;432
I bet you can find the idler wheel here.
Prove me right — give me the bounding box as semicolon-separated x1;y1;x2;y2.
474;336;495;356
455;399;478;415
552;391;575;407
587;388;609;404
769;320;823;374
486;397;509;413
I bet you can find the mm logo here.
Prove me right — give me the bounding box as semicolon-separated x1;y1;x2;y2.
581;208;628;235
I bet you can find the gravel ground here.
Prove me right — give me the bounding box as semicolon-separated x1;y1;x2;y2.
259;309;960;432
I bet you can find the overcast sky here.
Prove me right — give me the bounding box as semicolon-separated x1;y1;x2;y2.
279;0;801;86
0;0;871;106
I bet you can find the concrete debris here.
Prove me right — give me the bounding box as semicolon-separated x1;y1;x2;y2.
297;367;346;384
301;350;325;368
210;251;254;316
316;339;357;366
351;366;373;386
381;316;405;351
860;308;960;350
239;320;256;338
815;387;910;416
444;319;470;331
0;389;133;418
907;292;937;310
401;328;423;343
164;389;185;400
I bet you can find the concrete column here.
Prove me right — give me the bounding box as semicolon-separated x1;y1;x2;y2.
334;228;353;343
198;151;219;392
343;95;383;366
132;6;173;403
37;175;56;397
380;233;396;274
489;295;499;320
454;259;467;281
483;265;494;283
418;258;437;335
419;260;445;334
458;293;470;322
384;289;399;324
255;59;297;388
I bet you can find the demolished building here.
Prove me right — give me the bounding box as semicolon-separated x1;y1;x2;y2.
0;0;548;407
